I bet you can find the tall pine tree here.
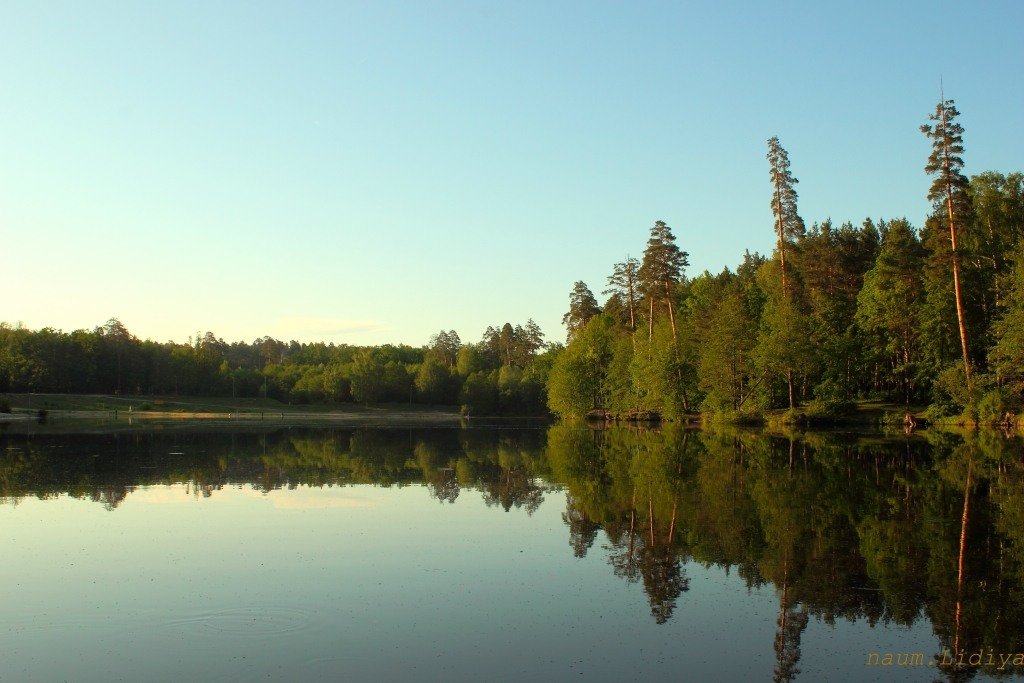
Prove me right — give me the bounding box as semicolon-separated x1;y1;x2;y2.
767;137;805;297
638;221;688;345
921;97;974;391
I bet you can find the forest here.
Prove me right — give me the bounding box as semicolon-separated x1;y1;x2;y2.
549;99;1023;424
0;319;553;415
2;99;1022;424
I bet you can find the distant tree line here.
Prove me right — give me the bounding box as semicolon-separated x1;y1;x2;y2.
550;99;1024;422
0;318;556;415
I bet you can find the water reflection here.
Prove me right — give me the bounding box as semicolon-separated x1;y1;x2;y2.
549;425;1024;680
2;424;1024;679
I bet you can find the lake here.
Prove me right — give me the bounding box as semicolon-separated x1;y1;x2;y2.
1;423;1022;681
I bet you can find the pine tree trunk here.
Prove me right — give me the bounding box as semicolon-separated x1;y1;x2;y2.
941;106;972;392
948;203;972;390
627;274;636;333
776;186;789;297
664;282;679;345
647;297;654;360
648;484;655;546
664;282;689;412
954;457;972;655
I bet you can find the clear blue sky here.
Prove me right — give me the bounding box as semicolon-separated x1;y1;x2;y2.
2;1;1022;347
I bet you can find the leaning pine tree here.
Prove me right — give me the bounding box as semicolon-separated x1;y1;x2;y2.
921;97;973;393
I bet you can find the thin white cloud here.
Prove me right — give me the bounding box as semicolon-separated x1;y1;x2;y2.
273;317;394;340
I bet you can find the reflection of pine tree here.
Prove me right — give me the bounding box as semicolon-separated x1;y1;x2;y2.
94;484;130;510
427;468;460;504
604;488;689;624
481;467;545;515
562;494;600;558
607;502;642;584
640;546;688;624
772;602;808;683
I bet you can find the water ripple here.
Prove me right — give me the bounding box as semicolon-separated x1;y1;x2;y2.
167;607;313;636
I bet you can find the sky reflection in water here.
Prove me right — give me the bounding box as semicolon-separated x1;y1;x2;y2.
1;426;1020;682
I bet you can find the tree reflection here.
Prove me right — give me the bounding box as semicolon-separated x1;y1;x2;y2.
480;465;545;514
547;419;1024;673
562;494;599;558
773;601;808;683
4;422;1024;661
639;545;688;624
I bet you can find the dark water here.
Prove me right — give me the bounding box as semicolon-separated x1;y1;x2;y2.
1;424;1023;682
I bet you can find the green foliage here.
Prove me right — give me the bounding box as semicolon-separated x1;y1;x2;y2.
991;241;1024;395
562;281;601;343
921;99;970;208
455;345;486;376
855;218;927;402
547;316;629;419
482;320;546;368
415;356;456;404
427;330;461;368
928;364;978;422
603;257;641;331
638;221;689;303
752;262;814;409
766;136;805;245
630;320;687;417
349;350;413;404
602;334;636;414
977;387;1019;425
690;269;760;415
805;378;856;417
460;370;498;415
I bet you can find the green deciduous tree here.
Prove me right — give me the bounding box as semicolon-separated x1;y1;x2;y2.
415;355;456;404
547;316;616;418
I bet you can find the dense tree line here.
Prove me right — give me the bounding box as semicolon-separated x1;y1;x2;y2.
0;318;555;415
550;99;1024;422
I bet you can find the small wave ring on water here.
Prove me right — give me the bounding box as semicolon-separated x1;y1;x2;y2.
168;607;313;636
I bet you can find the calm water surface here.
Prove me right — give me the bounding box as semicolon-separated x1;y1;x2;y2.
2;424;1022;681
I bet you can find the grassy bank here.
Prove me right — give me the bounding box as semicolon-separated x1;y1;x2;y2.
698;400;932;430
0;393;465;425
